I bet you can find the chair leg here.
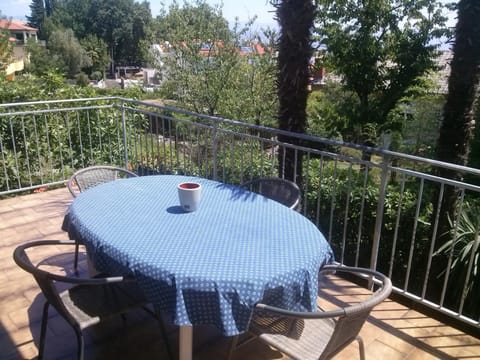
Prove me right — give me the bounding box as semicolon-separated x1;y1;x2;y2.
74;241;80;273
38;302;50;360
157;315;174;360
356;335;366;360
74;326;85;360
226;335;239;360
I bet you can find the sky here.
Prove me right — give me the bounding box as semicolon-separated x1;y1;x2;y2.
0;0;277;28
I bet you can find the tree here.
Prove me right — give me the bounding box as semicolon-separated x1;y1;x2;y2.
216;41;278;127
0;18;13;74
47;28;92;78
154;0;230;43
273;0;315;183
27;0;46;39
158;0;241;115
155;1;278;125
45;0;56;16
127;1;153;65
80;34;109;77
436;0;480;175
306;82;355;140
433;0;480;265
86;0;152;73
49;0;92;39
25;37;60;75
0;38;12;75
316;0;450;148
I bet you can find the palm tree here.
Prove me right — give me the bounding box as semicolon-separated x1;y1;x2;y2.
435;0;480;238
432;0;480;298
273;0;315;184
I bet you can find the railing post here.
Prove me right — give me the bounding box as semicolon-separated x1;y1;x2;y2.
120;100;129;170
212;120;218;181
370;154;391;272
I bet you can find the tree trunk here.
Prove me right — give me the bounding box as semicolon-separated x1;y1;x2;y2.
431;0;480;299
275;0;315;184
435;0;480;236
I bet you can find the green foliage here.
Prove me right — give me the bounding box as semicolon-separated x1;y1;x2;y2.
0;90;145;192
0;75;160;194
307;82;445;155
47;28;92;78
217;51;277;127
157;0;235;116
157;0;277;127
307;84;355;141
75;71;89;86
26;27;93;79
37;0;152;74
50;0;91;39
216;139;279;184
0;71;145;103
27;0;46;38
153;0;230;43
467;101;480;176
315;0;450;145
25;38;56;76
0;24;13;73
389;94;445;155
80;34;109;75
86;0;152;69
304;158;433;284
434;203;480;317
90;71;103;81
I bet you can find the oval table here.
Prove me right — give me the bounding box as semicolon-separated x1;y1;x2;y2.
63;175;334;360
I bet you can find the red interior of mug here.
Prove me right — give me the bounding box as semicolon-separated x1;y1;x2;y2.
179;182;200;189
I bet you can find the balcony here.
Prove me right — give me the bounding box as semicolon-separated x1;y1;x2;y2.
1;98;479;358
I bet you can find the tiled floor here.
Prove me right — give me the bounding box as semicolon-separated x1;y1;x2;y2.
1;188;479;359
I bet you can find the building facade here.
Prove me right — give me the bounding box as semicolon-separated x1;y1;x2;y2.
0;19;38;80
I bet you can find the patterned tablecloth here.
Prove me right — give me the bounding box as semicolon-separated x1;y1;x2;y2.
63;175;334;336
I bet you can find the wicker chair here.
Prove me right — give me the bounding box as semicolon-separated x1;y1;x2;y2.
239;177;302;210
67;165;138;198
232;265;392;360
13;240;172;360
66;166;138;270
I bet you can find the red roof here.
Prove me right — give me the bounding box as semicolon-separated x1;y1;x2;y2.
0;19;38;32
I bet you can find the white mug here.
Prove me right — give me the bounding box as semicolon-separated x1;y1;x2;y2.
177;182;202;212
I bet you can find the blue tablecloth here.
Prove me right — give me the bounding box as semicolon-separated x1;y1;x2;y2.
63;175;334;336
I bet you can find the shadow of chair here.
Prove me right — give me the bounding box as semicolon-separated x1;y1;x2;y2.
239;177;302;210
13;240;172;360
66;165;138;270
230;265;392;360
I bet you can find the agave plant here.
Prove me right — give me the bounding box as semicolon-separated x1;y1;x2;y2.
435;204;480;314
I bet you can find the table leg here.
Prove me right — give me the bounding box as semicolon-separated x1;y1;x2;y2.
179;326;193;360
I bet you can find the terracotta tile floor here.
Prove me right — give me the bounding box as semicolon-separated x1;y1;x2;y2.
1;188;479;360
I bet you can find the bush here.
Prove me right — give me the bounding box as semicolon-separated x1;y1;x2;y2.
91;71;103;81
75;72;90;87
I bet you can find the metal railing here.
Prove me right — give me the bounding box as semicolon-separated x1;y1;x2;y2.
1;97;479;330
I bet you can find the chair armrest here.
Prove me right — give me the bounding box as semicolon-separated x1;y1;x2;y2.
13;239;132;285
254;265;392;319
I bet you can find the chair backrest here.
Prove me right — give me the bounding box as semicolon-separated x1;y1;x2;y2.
12;240;124;327
255;265;392;359
67;165;138;197
240;177;302;209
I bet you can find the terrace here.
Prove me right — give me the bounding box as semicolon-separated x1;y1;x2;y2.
1;98;479;359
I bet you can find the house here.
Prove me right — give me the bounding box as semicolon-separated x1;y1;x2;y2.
0;19;38;80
